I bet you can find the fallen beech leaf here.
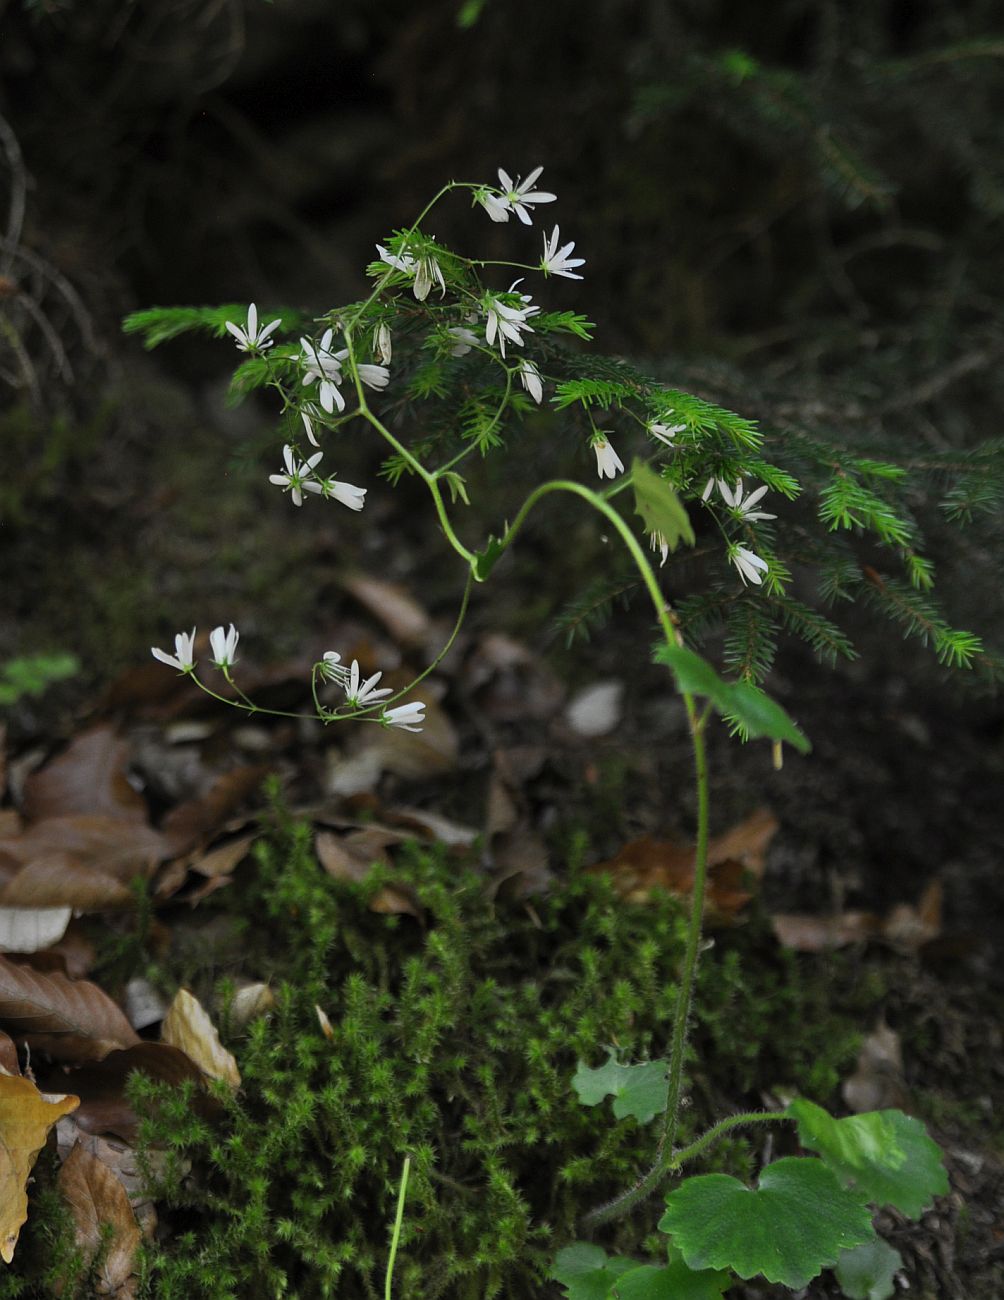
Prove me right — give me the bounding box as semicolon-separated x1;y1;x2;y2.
565;681;624;738
58;1141;141;1295
0;853;134;911
341;572;434;650
883;880;942;952
0;905;72;954
315;830;422;918
0;955;139;1061
160;766;269;857
385;807;478;848
771;911;881;952
0;816;168;883
161;989;240;1089
0;1074;79;1263
463;633;565;721
55;1120;172;1234
124;979;168;1032
46;1043;212;1144
188;834;258;880
0;1029;18;1076
22;729;147;824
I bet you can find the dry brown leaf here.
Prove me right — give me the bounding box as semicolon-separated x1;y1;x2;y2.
385;807;478;848
883;880;943;952
315;1005;334;1040
771;911;881;952
0;815;168;884
315;830;422;918
58;1141;141;1295
161;989;240;1089
46;1043;212;1144
341;572;435;650
0;1029;19;1076
22;729;147;825
462;633;565;721
0;853;134;911
55;1122;165;1240
188;834;258;880
0;954;139;1062
160;766;269;857
0;1073;79;1263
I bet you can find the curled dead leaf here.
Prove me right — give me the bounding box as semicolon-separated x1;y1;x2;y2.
57;1141;141;1295
0;1074;79;1263
161;989;240;1089
22;729;147;825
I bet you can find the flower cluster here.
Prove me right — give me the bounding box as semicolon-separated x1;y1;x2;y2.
269;444;366;512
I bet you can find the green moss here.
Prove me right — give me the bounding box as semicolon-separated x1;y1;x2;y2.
117;808;863;1300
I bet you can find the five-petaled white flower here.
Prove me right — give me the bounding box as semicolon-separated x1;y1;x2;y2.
484;281;539;358
540;225;585;280
719;479;777;522
301;329;346;414
269;444;324;506
649;420;686;446
383;701;426;732
729;545;769;587
650;532;670;567
314;474;367;512
152;627;197;672
496;166;557;225
225;303;281;353
591;436;624;480
343;659;394;707
210;624;240;668
518;358;544;404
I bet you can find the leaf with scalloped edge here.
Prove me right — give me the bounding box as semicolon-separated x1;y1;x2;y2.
551;1243;637;1300
786;1099;948;1217
658;1157;874;1289
833;1238;901;1300
572;1051;668;1124
609;1254;732;1299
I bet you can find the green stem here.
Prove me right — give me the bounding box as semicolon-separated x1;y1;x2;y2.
384;1155;411;1300
668;1111;786;1172
487;479;713;1231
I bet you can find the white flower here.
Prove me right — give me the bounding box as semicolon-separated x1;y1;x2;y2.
225;303;281;353
210;623;240;668
374;322;393;365
332;348;390;391
151;627;197;672
484;280;539;358
269;443;324;506
383;701;426;732
301;409;320;448
518;358;543;404
540;225;585;280
300;329;346;414
591;436;624;480
729;544;769;586
476;189;512;223
497;166;557;225
719;479;777;522
650;532;670;567
447;325;479;357
319;651;350;685
315;475;367;512
343;659;394;707
649;420;686;446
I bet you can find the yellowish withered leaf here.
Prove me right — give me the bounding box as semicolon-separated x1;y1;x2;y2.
0;1074;79;1263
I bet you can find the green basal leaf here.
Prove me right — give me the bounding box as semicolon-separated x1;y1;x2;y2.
653;644;811;752
551;1243;638;1300
0;653;79;706
833;1238;902;1300
472;534;507;582
632;460;696;552
658;1157;874;1289
786;1099;948;1218
572;1051;669;1124
611;1255;731;1299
